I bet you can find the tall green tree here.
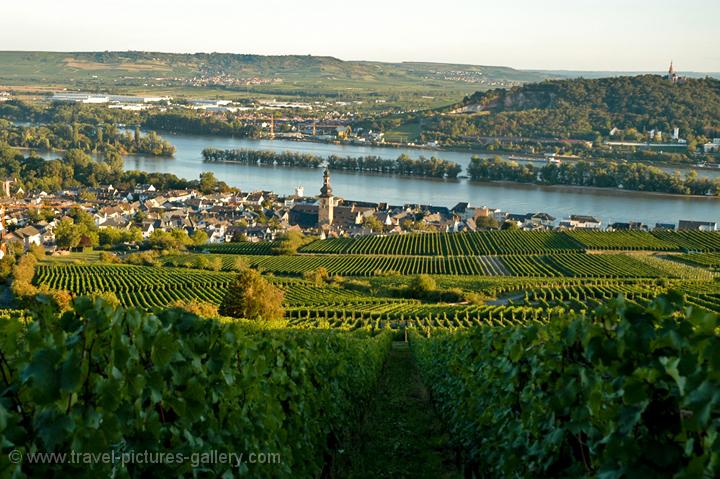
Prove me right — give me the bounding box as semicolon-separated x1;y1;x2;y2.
219;269;284;320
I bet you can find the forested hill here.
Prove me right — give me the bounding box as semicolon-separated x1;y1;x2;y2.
448;75;720;140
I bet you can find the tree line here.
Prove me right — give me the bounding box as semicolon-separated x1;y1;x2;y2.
468;156;720;196
0;143;223;194
202;148;462;178
0;119;175;157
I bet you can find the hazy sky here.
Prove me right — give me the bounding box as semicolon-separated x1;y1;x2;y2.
1;0;718;71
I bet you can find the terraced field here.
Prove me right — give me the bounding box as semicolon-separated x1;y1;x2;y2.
30;231;720;331
565;231;679;251
162;252;675;278
651;231;720;252
299;231;583;255
34;264;234;308
672;253;720;271
296;230;720;255
191;242;277;255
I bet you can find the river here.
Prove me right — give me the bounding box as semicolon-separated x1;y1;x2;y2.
41;132;720;226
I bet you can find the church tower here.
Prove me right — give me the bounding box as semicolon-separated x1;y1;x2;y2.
318;168;334;226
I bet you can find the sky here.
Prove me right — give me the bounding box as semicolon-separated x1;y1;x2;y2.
1;0;719;71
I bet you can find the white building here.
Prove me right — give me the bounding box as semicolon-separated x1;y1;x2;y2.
703;139;720;153
52;92;169;104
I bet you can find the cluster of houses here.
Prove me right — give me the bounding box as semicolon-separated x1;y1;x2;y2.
0;170;717;257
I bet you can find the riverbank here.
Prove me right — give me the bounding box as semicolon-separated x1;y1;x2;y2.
230;133;718;173
473;179;720;201
26;130;720;224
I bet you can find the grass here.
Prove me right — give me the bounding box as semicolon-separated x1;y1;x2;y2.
336;341;460;478
384;121;423;143
39;251;106;264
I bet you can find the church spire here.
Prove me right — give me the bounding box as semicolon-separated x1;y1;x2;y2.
669;60;675;75
320;167;332;197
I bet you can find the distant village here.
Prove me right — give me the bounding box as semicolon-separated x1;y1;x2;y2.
1;168;717;258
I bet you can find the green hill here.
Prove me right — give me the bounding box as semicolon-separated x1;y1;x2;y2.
441;75;720;141
0;51;553;107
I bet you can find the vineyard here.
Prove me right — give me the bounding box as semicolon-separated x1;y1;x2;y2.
672;252;720;271
33;264;234;308
651;230;720;252
564;230;678;250
0;299;393;478
160;251;691;278
9;231;720;477
191;242;277;255
410;295;720;477
285;280;720;329
296;230;720;255
31;259;720;331
299;230;584;255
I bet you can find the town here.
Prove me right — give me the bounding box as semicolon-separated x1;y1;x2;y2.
2;167;717;258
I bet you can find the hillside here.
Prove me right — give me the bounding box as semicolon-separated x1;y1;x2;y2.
0;51;553;107
441;75;720;141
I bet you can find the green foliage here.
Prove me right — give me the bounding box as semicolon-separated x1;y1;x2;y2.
54;218;98;250
33;263;231;308
219;269;284;321
408;274;437;298
192;242;277;255
272;231;311;255
303;266;330;286
0;297;391;477
146;229;193;251
11;254;38;300
145;112;260;138
0;120;174;157
300;231;583;255
467;156;720;196
436;75;720;141
123;250;160;266
27;244;45;261
411;294;720;477
0;142;196;193
203;148;463;178
98;226;142;249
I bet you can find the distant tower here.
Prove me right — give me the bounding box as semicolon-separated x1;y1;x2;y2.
318;168;334;226
668;61;679;83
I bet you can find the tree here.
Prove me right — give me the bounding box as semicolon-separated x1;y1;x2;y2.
146;229;192;251
272;231;308;255
476;216;500;230
199;171;218;194
303;267;330;286
54;218;83;249
409;274;437;298
11;253;37;300
364;215;384;233
191;230;209;246
102;149;124;172
219;269;284;321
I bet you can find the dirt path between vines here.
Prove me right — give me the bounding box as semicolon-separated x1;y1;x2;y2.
336;341;460;479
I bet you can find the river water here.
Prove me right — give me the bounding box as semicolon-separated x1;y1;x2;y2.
42;132;720;226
